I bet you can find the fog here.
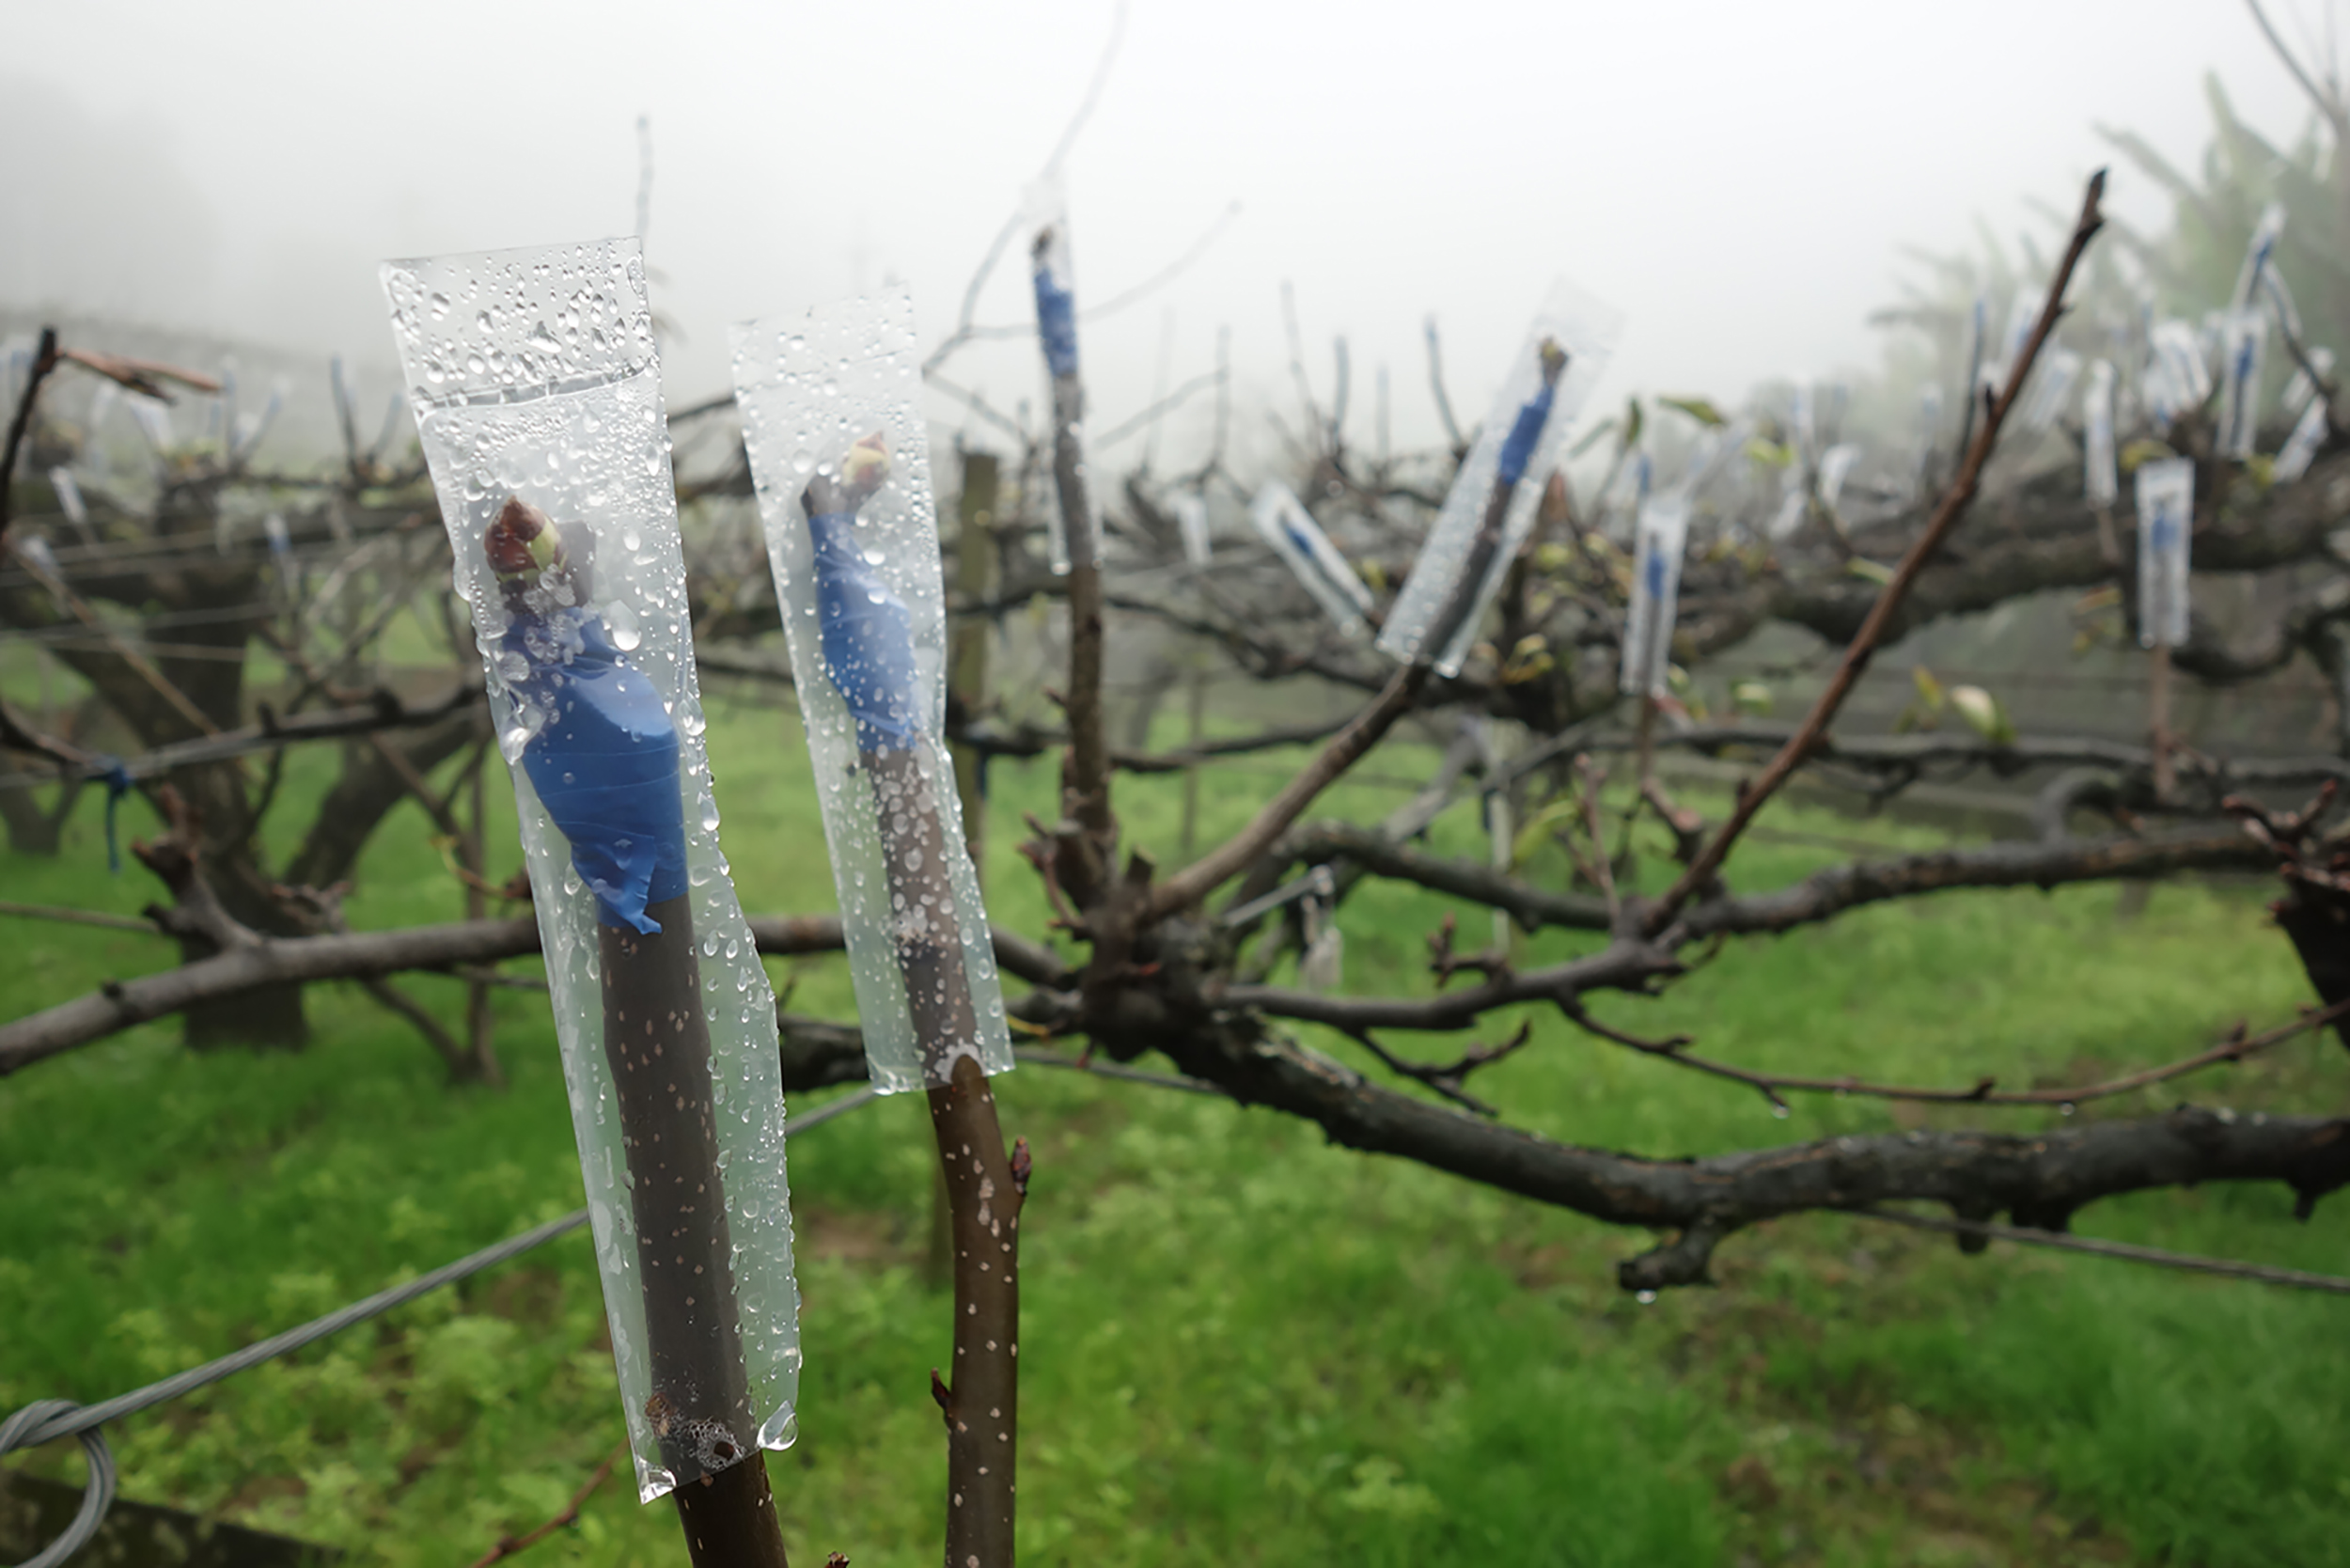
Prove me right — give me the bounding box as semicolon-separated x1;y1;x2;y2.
0;0;2313;462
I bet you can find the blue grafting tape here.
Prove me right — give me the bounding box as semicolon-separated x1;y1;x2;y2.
807;510;922;755
1495;381;1558;488
507;612;688;934
98;758;133;874
1034;266;1080;380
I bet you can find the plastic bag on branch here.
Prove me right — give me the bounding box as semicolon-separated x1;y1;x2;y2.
2282;347;2334;421
2276;381;2331;485
1170;486;1213;567
381;238;800;1503
1248;479;1374;638
1378;278;1622;674
1907;384;1943;501
1026;171;1095;575
1817;443;1860;513
1988;289;2045;392
730;289;1012;1095
2232;201;2286;312
1619;493;1689;698
2018;348;2081;433
2136;456;2193;649
2082;359;2119;509
2217;309;2267;461
2145;320;2213;427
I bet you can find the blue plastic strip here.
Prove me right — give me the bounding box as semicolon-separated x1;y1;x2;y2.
1034;268;1080;380
807;510;922;755
505;612;688;933
1495;382;1558;487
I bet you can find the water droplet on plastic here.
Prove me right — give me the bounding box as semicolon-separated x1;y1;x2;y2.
606;601;643;651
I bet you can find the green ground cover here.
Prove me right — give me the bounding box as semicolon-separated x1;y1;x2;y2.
3;683;2345;1566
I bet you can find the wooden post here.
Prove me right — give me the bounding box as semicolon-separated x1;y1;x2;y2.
2150;641;2174;798
1179;665;1207;860
949;449;998;877
1634;692;1658;792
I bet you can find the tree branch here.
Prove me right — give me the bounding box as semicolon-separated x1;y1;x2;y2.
1647;169;2107;932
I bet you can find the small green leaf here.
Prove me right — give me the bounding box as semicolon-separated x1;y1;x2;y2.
1949;684;2016;745
1847;557;1896;586
1731;679;1772;714
1659;395;1727;428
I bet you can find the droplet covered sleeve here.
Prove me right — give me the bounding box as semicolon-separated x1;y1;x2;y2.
380;236;801;1505
1380;277;1622;677
730;289;1013;1095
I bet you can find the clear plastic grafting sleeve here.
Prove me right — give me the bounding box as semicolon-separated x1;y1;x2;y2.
1379;278;1623;675
1026;171;1095;575
380;238;800;1504
2217;309;2267;460
2083;358;2119;508
2136;456;2194;649
730;290;1012;1095
1171;486;1213;567
1249;479;1374;638
1619;493;1690;698
2145;320;2213;426
2276;351;2333;484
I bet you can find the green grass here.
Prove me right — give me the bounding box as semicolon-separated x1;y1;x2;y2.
3;682;2346;1566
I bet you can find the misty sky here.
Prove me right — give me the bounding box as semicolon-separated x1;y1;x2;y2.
0;0;2320;465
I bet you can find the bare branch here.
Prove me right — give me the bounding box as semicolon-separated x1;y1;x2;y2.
1647;168;2109;933
1145;663;1433;919
2248;0;2349;135
1154;1020;2350;1292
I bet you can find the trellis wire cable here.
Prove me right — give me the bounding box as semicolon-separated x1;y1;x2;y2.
0;1085;879;1568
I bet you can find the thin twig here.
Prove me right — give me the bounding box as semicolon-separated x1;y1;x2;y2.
1644;168;2107;935
2247;0;2348;134
466;1445;625;1568
1852;1205;2350;1295
1144;662;1431;919
1566;996;2350;1111
0;900;158;933
0;327;60;539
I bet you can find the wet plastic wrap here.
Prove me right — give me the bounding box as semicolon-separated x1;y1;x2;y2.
2277;397;2328;483
381;237;800;1504
2083;359;2119;509
1377;278;1622;674
2135;456;2194;650
2145;320;2213;426
1026;172;1094;574
2019;348;2081;433
2217;309;2267;461
731;289;1013;1096
1249;480;1374;639
1619;494;1690;698
1171;486;1213;567
2282;347;2334;420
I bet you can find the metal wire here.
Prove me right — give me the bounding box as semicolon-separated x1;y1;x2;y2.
0;1083;879;1567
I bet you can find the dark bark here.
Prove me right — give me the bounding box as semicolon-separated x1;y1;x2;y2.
601;896;760;1489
